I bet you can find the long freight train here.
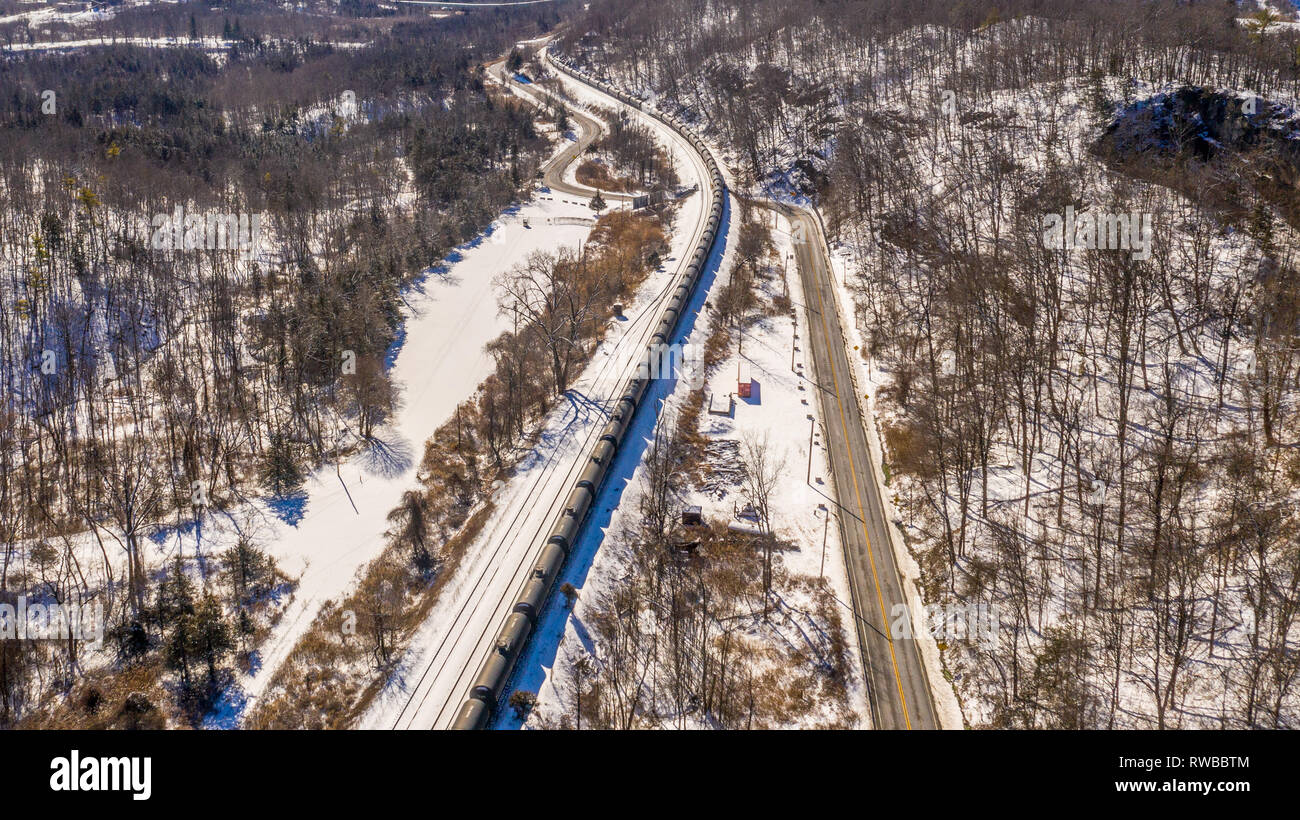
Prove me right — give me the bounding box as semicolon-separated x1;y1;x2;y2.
449;48;727;729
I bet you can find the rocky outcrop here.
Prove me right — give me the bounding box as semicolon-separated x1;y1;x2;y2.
1097;86;1300;224
1103;87;1299;167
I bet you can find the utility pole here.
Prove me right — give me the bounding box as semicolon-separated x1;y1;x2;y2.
806;413;815;484
819;506;831;583
791;316;797;372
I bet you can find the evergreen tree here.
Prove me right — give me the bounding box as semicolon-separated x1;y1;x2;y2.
1086;67;1111;127
157;557;196;628
160;560;197;690
191;592;234;693
220;536;273;607
261;432;302;497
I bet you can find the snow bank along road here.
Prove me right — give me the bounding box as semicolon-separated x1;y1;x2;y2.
781;205;939;730
361;46;723;730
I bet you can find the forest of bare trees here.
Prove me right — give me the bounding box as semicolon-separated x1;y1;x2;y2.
556;0;1300;728
0;3;572;726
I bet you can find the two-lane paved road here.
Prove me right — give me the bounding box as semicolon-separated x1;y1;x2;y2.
782;205;939;730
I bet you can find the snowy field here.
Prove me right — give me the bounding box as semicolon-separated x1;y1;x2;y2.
1;36;372;53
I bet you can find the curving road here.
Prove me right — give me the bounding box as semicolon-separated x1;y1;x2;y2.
490;60;635;203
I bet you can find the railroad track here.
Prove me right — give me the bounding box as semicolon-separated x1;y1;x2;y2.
386;194;705;730
373;46;726;730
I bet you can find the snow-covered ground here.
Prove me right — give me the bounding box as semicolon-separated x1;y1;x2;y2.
515;205;873;728
0;39;690;729
359;54;718;729
3;36;230;52
0;184;601;729
0;3;111;27
220;196;599;720
832;72;1300;727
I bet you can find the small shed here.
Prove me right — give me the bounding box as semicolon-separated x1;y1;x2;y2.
708;392;732;416
737;362;752;398
682;505;704;526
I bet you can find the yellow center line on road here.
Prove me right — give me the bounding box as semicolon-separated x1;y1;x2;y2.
801;217;913;730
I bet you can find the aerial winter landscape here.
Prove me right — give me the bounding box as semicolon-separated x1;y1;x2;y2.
1;0;1298;797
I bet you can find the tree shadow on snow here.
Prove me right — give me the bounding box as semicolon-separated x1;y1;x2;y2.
265;489;309;527
357;431;415;479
